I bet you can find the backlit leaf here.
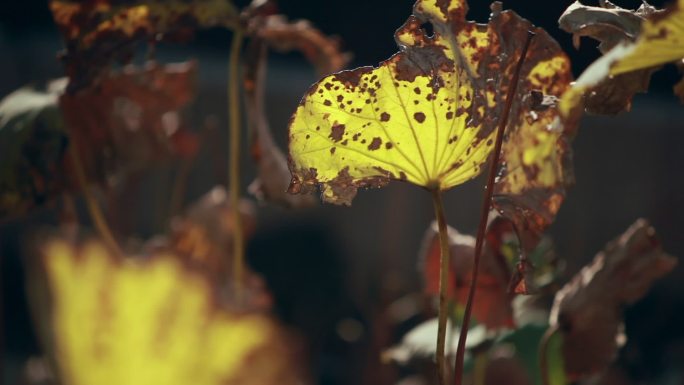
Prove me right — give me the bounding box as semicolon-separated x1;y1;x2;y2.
610;0;684;75
34;239;302;385
492;25;575;253
559;0;684;122
558;1;659;115
288;0;572;205
548;219;676;380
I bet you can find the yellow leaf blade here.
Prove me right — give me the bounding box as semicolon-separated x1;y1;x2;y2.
289;2;571;205
40;240;297;385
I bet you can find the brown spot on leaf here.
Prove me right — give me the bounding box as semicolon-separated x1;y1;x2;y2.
368;137;382;150
329;124;345;142
380;112;391;122
333;66;373;88
413;112;426;123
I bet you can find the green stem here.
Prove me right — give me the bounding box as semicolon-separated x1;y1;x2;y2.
431;188;451;385
539;325;560;385
453;31;535;385
229;30;245;302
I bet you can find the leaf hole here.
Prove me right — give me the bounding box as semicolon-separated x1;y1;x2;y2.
420;22;435;38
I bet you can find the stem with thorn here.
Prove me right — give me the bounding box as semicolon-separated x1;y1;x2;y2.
432;187;451;385
452;31;535;385
228;30;245;302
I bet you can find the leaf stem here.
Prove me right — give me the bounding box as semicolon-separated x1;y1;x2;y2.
431;188;451;385
452;31;535;385
229;30;245;302
539;325;560;385
67;137;121;254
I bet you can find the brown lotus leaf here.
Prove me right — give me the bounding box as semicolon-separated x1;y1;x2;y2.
168;187;261;290
60;61;197;185
549;219;677;380
50;0;239;91
490;7;576;255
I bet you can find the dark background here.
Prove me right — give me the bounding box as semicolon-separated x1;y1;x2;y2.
2;1;684;384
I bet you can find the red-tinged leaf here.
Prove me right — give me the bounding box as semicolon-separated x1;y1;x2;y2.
420;217;515;330
50;0;239;91
549;219;677;380
60;61;197;184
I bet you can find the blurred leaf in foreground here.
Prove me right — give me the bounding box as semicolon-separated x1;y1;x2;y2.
548;219;676;380
0;82;68;220
60;61;198;184
559;0;684;123
288;0;572;205
32;239;303;385
0;62;197;222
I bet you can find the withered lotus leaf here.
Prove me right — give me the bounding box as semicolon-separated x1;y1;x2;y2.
288;0;573;205
50;0;239;91
60;61;197;184
34;239;302;385
549;219;676;380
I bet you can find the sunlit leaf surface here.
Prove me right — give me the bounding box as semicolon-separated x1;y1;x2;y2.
288;0;572;205
38;240;300;385
611;0;684;75
559;0;684;121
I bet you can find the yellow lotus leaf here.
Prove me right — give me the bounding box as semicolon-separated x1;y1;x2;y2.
38;240;300;385
288;0;574;205
610;0;684;75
